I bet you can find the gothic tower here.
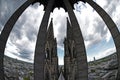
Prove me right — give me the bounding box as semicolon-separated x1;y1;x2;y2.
44;19;59;80
64;18;77;80
0;0;120;80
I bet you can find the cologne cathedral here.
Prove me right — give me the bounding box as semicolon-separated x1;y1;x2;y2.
1;0;120;80
44;18;78;80
44;19;59;80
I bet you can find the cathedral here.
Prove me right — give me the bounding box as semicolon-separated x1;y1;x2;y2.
44;19;59;80
64;19;77;80
1;0;120;80
44;18;78;80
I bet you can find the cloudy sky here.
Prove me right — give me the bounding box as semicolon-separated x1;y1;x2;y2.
0;0;120;65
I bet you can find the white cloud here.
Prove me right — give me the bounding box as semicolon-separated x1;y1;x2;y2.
95;0;107;8
4;3;44;62
74;0;120;49
106;28;111;42
74;3;108;49
74;0;119;62
58;57;64;65
52;8;67;50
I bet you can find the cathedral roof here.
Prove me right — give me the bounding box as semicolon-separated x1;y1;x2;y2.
58;72;65;80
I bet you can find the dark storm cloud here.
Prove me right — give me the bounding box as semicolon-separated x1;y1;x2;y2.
10;14;28;39
18;48;33;60
10;2;42;41
0;0;44;61
10;12;36;40
0;0;26;31
7;3;43;60
6;37;35;61
0;0;38;40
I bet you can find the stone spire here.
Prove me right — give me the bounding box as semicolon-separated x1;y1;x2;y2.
64;38;70;57
47;18;57;57
66;18;72;40
64;18;73;57
47;18;54;41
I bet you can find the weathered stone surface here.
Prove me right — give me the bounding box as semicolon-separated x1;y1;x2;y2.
102;70;117;80
63;0;88;80
88;53;118;80
104;60;118;70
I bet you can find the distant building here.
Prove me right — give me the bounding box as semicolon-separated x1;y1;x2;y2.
94;57;96;61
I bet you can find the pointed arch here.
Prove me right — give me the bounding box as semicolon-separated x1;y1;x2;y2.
34;0;55;80
46;48;50;59
63;0;88;80
0;0;34;79
83;0;120;79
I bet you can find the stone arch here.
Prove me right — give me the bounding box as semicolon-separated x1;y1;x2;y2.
0;0;34;80
0;0;55;79
63;0;88;80
34;0;55;79
0;0;88;79
1;0;119;80
80;0;120;79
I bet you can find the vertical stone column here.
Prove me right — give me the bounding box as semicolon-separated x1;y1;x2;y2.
86;0;120;79
34;0;54;80
0;0;34;80
63;0;88;80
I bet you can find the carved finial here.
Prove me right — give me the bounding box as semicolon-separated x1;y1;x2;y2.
66;17;72;40
47;18;54;41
